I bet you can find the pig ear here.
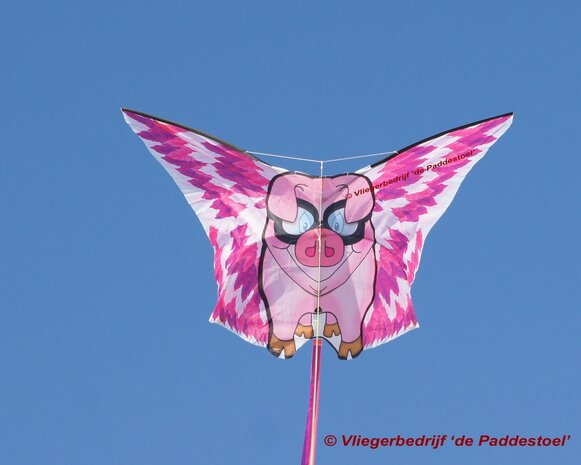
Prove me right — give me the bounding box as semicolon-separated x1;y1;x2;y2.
267;176;299;222
344;176;374;223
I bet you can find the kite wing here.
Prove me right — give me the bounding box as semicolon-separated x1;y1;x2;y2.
358;113;513;349
122;109;286;347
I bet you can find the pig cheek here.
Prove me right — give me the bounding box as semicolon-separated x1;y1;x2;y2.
351;224;374;254
264;221;290;250
351;240;372;254
267;235;291;250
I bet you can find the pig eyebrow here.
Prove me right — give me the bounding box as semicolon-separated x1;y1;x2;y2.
323;199;347;218
294;184;308;192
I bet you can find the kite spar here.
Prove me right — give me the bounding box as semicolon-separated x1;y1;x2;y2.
122;109;513;465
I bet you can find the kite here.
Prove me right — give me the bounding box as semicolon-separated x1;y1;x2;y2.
123;109;513;464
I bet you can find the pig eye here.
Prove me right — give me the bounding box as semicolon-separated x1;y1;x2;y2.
281;207;315;235
327;208;358;236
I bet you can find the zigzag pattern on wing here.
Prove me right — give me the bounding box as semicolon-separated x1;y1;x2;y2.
361;114;513;349
123;110;285;347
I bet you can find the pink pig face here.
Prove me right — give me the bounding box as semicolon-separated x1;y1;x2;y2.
262;173;376;296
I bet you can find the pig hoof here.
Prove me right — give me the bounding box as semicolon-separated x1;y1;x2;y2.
268;335;296;359
323;323;341;337
338;336;363;359
295;324;314;339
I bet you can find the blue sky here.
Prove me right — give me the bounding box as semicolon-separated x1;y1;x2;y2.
1;1;579;464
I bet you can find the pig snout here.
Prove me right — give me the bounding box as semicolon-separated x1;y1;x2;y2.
295;229;344;267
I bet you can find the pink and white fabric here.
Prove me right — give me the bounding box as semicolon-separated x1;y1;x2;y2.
123;109;513;360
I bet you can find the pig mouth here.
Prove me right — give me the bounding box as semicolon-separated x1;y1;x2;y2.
266;245;353;294
286;247;361;295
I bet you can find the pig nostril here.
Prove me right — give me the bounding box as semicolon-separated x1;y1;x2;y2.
305;243;317;258
325;244;335;258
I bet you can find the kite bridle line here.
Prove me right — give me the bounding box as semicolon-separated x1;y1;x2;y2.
246;150;398;164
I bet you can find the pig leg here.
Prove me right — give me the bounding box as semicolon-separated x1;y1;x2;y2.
319;293;365;359
326;251;375;359
268;335;296;358
336;312;364;359
295;313;314;339
295;325;313;339
338;337;363;359
267;312;300;358
321;289;372;359
269;309;320;357
323;313;341;337
267;296;316;358
262;252;304;358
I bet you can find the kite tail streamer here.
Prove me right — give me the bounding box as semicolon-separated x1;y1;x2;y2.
301;338;322;465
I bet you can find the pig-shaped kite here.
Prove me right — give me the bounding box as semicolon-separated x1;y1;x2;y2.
261;173;376;359
123;109;513;360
